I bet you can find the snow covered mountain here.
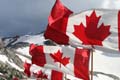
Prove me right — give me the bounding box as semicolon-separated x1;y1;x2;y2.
0;33;120;80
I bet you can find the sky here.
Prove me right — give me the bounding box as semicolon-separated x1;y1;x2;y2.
0;0;120;37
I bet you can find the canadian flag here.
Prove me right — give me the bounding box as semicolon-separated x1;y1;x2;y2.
66;10;120;51
44;0;120;51
24;62;64;80
29;44;90;80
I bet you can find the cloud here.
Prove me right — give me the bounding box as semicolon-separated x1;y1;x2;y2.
0;0;53;37
101;0;120;9
61;0;107;12
0;0;120;37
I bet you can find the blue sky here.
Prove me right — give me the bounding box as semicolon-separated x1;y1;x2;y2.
0;0;120;37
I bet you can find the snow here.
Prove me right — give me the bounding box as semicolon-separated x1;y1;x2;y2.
14;34;45;45
0;54;23;71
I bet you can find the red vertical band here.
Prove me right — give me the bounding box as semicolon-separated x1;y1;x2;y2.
44;0;73;45
51;70;63;80
118;11;120;51
30;44;46;67
24;62;31;77
74;48;90;80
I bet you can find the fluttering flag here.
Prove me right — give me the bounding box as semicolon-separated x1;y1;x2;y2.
92;49;120;79
66;9;119;51
29;44;90;80
44;0;73;44
24;61;31;77
24;63;64;80
45;4;120;51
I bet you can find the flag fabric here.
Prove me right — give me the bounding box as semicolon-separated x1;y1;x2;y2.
33;0;120;79
44;0;73;44
24;61;31;77
24;62;64;80
29;44;90;80
92;49;120;79
66;9;120;51
44;1;120;52
48;0;73;25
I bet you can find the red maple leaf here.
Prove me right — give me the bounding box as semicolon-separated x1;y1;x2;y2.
33;70;48;79
73;10;111;46
50;50;70;67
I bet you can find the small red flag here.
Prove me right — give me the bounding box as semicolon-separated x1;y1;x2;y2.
44;0;73;44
